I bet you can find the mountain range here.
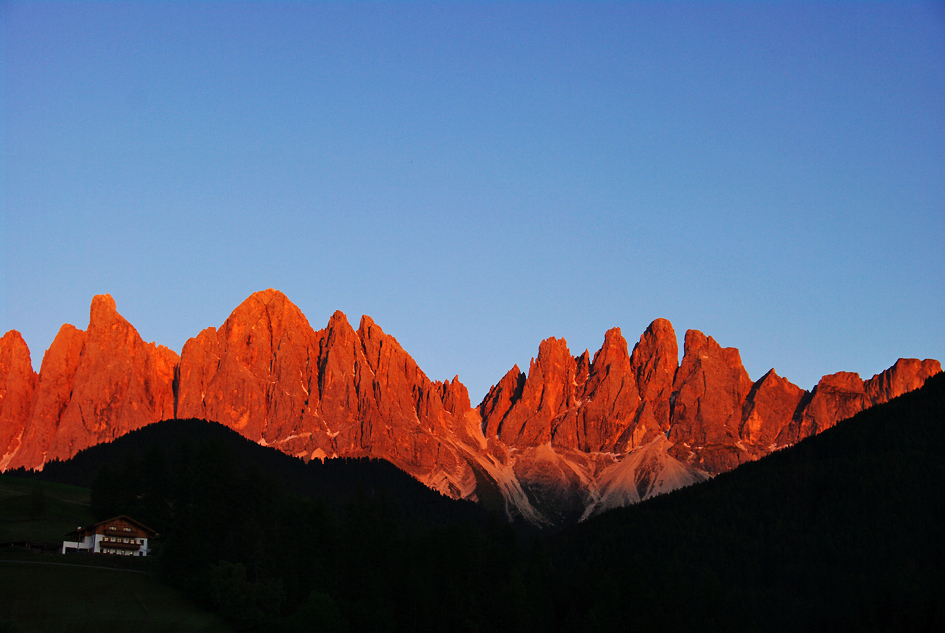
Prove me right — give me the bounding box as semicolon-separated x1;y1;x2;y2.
0;289;939;525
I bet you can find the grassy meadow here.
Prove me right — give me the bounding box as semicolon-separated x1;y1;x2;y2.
0;475;95;544
0;475;231;632
0;557;231;633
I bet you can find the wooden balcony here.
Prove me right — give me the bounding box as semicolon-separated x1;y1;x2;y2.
100;539;141;550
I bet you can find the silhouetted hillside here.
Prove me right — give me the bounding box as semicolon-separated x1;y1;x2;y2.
7;417;489;528
6;374;942;632
546;372;945;631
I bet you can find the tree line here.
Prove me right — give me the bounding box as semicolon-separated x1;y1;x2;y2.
15;371;945;631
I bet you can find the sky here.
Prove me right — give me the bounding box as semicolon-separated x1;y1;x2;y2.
2;1;943;403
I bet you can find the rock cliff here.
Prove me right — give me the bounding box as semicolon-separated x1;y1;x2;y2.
0;331;37;468
0;290;939;525
177;290;478;497
4;296;178;470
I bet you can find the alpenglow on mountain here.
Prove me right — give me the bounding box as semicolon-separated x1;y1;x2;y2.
0;290;939;525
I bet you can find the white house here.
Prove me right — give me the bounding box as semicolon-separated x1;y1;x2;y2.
62;515;157;556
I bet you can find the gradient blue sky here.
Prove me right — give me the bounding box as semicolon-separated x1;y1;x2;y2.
2;1;943;402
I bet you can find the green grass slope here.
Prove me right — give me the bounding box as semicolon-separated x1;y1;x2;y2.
0;557;231;633
0;476;95;544
1;374;940;632
0;477;231;632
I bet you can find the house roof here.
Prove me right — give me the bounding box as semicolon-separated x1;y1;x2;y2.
65;515;158;539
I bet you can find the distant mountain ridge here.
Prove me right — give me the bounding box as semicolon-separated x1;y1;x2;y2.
0;290;939;525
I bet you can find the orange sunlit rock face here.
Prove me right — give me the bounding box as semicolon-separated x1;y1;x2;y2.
777;371;867;444
0;330;37;468
177;289;325;446
480;323;676;456
630;318;679;433
864;357;942;405
175;290;477;496
0;290;940;523
553;328;639;453
739;369;806;449
6;295;178;470
9;324;86;470
478;321;940;477
666;330;755;473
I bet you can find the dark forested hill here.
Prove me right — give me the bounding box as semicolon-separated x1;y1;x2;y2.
545;372;945;632
6;417;489;528
7;373;943;632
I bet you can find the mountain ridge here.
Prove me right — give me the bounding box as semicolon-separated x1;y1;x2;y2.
0;289;939;525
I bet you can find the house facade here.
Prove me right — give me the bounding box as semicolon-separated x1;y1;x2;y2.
62;515;156;556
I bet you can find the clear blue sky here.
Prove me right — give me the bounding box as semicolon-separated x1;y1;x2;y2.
2;1;943;402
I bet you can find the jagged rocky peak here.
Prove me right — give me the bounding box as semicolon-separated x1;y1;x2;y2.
354;312;431;428
11;323;88;470
326;308;354;332
0;330;37;465
476;320;682;457
6;295;178;471
581;327;633;400
486;336;585;448
315;309;367;433
739;368;805;450
177;289;324;443
442;375;472;415
356;313;424;387
668;329;754;474
86;294;131;352
630;318;678;409
90;293;115;320
178;295;476;495
671;329;753;427
320;310;362;378
479;364;525;438
593;327;630;363
865;358;942;405
782;371;868;443
552;327;639;453
0;292;940;526
773;358;941;447
216;288;316;354
0;330;36;403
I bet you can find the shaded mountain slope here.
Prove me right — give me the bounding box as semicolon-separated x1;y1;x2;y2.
546;371;945;631
6;374;942;632
9;417;489;530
